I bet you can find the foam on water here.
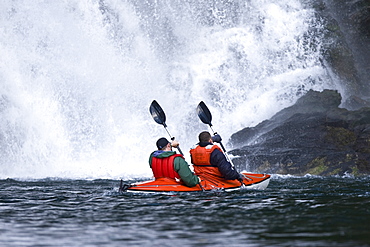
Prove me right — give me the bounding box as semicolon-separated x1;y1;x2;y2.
0;0;342;179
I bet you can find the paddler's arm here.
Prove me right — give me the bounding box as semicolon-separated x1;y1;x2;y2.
148;152;154;168
211;148;241;180
173;157;200;187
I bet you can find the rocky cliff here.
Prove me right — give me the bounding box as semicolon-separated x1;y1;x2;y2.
229;90;370;176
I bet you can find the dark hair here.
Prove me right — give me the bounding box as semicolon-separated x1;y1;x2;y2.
199;131;211;142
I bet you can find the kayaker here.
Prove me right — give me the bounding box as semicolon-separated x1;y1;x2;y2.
149;137;200;187
190;131;244;183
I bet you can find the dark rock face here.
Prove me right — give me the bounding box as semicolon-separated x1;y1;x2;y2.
229;90;370;176
315;0;370;107
324;0;370;91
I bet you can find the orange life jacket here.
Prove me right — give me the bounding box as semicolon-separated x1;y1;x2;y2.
151;154;183;179
190;145;224;178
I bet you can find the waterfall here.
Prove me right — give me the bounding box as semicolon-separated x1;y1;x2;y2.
0;0;341;179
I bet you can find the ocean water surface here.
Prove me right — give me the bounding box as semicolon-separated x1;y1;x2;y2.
1;175;369;246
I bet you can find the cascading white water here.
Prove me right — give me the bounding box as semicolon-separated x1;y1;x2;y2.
0;0;341;179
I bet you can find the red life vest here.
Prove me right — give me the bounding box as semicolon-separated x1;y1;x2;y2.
190;145;224;178
151;154;183;179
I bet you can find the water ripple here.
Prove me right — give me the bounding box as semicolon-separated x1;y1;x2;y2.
0;176;369;246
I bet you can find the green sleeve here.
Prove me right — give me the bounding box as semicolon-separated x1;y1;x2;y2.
148;153;153;168
173;157;199;187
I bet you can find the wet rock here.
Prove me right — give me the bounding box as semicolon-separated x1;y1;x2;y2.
318;0;370;103
229;90;370;176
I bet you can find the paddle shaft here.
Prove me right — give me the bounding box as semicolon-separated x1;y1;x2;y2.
150;100;183;155
164;127;184;155
208;125;234;166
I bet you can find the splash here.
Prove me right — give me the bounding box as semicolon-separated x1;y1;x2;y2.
0;0;340;179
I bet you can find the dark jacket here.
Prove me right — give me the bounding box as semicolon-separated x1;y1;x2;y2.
199;142;240;180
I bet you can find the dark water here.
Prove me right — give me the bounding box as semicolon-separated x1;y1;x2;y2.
1;176;369;247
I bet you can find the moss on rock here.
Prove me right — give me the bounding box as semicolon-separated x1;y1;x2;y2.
306;157;329;175
325;126;357;148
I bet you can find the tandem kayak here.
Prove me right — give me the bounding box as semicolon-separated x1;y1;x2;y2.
120;172;270;193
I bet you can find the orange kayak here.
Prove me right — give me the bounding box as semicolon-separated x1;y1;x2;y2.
122;172;270;193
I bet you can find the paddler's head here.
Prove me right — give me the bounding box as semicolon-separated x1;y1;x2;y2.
156;137;171;150
199;131;212;143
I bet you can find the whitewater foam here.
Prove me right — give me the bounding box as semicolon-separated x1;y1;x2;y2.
0;0;341;179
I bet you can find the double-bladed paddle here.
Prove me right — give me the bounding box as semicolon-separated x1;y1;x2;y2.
196;101;234;165
149;100;184;155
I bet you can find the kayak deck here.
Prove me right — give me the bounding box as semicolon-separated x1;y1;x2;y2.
123;172;270;193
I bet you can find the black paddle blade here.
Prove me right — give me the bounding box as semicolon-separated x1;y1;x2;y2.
197;101;213;126
149;100;167;127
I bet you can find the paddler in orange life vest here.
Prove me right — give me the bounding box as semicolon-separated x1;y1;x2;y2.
190;131;244;183
149;137;200;187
